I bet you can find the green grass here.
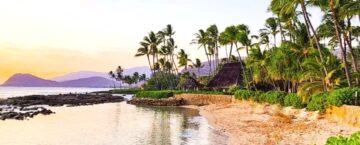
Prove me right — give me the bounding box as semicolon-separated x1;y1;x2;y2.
134;90;227;99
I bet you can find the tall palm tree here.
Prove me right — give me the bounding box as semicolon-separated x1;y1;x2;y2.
142;31;162;71
272;0;329;82
206;25;220;69
223;26;239;61
192;29;212;75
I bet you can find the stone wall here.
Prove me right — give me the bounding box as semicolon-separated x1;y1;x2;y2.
326;105;360;127
174;94;234;105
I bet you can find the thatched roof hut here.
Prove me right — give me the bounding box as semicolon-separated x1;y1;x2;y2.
178;76;202;90
207;62;243;89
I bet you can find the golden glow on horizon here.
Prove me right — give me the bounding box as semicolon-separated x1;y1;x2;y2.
0;43;146;83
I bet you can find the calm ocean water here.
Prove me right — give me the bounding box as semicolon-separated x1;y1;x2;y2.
0;87;112;98
0;87;227;145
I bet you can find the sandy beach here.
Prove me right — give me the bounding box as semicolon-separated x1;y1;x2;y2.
186;101;360;145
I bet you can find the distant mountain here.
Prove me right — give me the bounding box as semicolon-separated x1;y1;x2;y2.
2;74;59;87
1;74;120;88
51;66;151;82
60;77;120;88
51;71;110;82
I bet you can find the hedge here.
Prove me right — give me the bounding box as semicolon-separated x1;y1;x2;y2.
234;90;256;100
135;91;174;99
284;93;303;109
327;88;360;107
111;89;140;94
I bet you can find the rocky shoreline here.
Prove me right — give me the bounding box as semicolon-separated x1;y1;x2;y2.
127;97;185;106
0;92;125;120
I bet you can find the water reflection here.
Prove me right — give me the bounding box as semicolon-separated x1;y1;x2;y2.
0;100;227;145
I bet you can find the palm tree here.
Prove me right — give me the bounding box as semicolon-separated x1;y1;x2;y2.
190;58;204;74
108;71;116;88
206;25;220;69
260;17;279;47
142;31;162;72
271;0;329;83
222;26;239;61
192;29;212;75
135;42;153;73
115;66;124;88
178;49;191;71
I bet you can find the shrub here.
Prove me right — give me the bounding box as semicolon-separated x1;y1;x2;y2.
307;92;328;112
326;131;360;145
234;90;255;100
284;93;304;109
135;91;174;99
143;72;179;90
263;91;288;105
327;88;360;106
228;86;241;95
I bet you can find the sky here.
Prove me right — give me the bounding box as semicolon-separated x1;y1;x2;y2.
0;0;326;83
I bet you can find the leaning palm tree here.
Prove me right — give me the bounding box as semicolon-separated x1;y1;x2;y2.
135;42;152;73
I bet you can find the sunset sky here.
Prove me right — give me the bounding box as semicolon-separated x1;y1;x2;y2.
0;0;325;83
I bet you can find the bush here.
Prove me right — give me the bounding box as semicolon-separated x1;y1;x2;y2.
228;86;241;95
135;91;174;99
327;88;360;106
259;91;287;105
144;72;179;90
284;93;304;109
234;90;255;100
307;92;328;112
326;131;360;145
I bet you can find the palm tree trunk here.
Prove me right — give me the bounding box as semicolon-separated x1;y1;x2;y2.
273;34;277;47
229;43;233;62
300;2;329;90
330;0;352;88
345;17;358;73
203;45;211;75
235;43;249;89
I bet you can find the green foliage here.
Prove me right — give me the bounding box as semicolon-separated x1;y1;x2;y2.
144;72;179;90
111;89;140;94
326;131;360;145
284;93;303;109
261;91;288;105
306;93;328;112
228;86;241;95
135;91;174;99
234;90;256;100
327;88;360;107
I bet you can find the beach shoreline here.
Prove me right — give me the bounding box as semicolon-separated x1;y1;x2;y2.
182;101;359;145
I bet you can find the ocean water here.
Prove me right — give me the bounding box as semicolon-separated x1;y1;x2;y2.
0;87;227;145
0;87;112;98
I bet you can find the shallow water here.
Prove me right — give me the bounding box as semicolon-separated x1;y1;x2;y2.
0;87;111;99
0;87;227;145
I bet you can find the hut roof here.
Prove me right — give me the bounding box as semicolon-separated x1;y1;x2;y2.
207;62;243;89
181;76;202;89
